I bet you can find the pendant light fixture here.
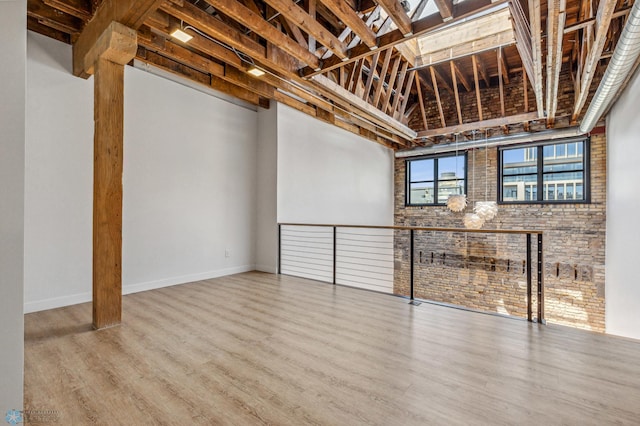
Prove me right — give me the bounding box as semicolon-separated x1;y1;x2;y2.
447;133;468;212
475;130;498;221
464;132;485;229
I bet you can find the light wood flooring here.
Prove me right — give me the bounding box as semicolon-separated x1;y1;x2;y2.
25;272;640;425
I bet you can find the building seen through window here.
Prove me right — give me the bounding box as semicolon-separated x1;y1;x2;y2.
407;154;466;205
501;139;587;203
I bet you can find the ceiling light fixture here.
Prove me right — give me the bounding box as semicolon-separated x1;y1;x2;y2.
171;28;193;43
247;66;265;77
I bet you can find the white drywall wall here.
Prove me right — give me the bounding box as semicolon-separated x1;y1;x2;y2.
0;0;26;409
606;67;640;340
24;32;259;312
277;103;394;226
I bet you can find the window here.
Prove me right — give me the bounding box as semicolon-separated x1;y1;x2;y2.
499;138;589;203
406;153;466;205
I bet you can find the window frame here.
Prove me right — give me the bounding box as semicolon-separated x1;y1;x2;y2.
405;152;468;206
498;137;591;205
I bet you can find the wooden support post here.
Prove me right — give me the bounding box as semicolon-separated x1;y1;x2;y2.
87;22;137;329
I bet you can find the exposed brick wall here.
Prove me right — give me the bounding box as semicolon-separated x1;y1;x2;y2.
394;133;606;331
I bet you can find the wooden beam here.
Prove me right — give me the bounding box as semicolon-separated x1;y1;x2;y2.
450;61;462;124
474;54;489;87
429;66;446;128
317;0;378;49
280;16;309;49
433;0;453;21
262;0;348;59
372;48;393;107
304;0;498;76
362;51;380;100
416;73;429;130
414;29;515;69
572;0;616;121
452;60;471;92
73;0;165;77
546;0;566;126
161;1;297;75
382;56;402;112
391;61;409;115
42;0;92;20
527;0;545;118
472;54;483;121
376;0;413;35
202;0;321;70
497;48;505;118
431;64;453;94
312;74;417;140
499;47;510;84
416;112;539;137
89;22;137;329
28;0;84;36
308;0;316;53
398;70;416;118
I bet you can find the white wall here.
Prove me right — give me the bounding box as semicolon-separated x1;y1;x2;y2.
277;103;394;225
605;67;640;339
123;66;258;291
0;0;26;408
255;103;278;273
25;33;259;312
25;32;93;312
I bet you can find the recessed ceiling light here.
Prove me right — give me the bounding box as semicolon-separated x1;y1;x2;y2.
171;28;193;43
247;66;265;77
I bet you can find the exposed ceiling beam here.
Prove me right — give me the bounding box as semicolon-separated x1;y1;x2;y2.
472;54;483;121
433;0;453;21
202;0;321;70
302;0;498;77
312;74;417;140
415;73;429;130
546;0;566;127
450;61;462;124
262;0;348;59
572;0;617;121
429;66;446;128
376;0;413;35
73;0;166;77
316;0;378;49
416;112;540;138
526;0;545;118
42;0;92;20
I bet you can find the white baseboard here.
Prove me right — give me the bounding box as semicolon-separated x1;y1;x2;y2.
23;264;256;314
24;292;92;314
255;264;277;274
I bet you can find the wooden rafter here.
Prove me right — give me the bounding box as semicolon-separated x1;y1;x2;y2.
429;66;446;128
499;47;510;84
452;61;472;92
303;0;497;76
546;0;567;126
373;48;394;107
472;54;483;121
316;0;377;49
572;0;617;121
391;61;409;114
497;48;505;118
73;0;166;77
398;70;416;118
416;112;539;137
415;73;429;130
450;61;462;125
376;0;413;36
527;0;545;118
311;75;417;140
261;0;348;59
363;51;380;100
202;0;321;70
382;56;402;112
433;0;453;21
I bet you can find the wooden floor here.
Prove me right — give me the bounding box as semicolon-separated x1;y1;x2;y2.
25;272;640;425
